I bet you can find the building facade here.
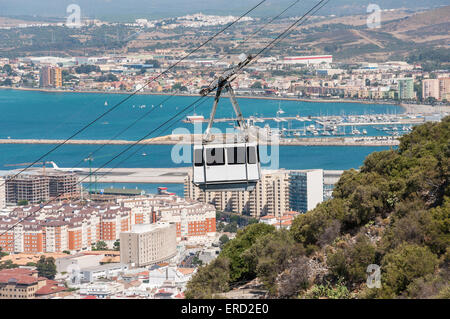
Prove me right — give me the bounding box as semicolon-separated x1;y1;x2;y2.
185;169;326;217
398;78;414;100
39;66;62;88
422;79;440;100
120;223;177;267
2;169;79;205
289;169;324;213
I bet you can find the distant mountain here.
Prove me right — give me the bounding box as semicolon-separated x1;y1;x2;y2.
0;0;449;21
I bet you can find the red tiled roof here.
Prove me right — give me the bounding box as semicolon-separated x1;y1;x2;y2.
0;274;37;285
35;284;67;295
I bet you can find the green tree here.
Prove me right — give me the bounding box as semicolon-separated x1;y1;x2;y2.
93;241;108;251
113;240;120;251
17;200;28;206
327;234;376;284
0;247;7;258
220;223;276;282
381;244;439;296
0;260;18;270
251;81;263;89
36;256;57;279
219;234;230;246
185;258;230;299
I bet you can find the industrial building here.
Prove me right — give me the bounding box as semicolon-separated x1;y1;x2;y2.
120;223;177;267
282;55;333;65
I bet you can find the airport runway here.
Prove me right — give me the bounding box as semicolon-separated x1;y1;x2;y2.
78;167;191;184
76;167;345;185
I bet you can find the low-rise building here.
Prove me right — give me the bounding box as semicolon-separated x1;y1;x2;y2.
80;263;129;283
0;268;66;299
56;253;105;273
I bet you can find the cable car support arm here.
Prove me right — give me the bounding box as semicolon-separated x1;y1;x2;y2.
200;55;254;143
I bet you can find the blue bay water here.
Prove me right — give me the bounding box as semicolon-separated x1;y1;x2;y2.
0;89;399;188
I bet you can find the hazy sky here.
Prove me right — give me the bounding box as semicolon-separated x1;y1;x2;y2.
0;0;447;21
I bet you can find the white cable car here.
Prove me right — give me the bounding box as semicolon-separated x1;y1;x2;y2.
193;142;260;191
192;54;261;191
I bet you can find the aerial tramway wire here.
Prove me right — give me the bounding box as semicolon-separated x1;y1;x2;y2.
0;0;331;242
84;0;332;191
1;0;306;198
54;0;305;176
84;0;332;190
0;0;268;189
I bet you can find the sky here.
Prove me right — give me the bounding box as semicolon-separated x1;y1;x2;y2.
0;0;448;21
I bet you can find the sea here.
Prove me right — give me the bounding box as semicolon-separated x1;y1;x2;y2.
0;89;403;197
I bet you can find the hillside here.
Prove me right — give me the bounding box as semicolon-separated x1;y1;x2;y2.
185;116;450;299
297;6;450;63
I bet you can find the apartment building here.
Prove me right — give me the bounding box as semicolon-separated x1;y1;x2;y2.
118;195;216;243
398;78;415;100
423;79;440;100
1;169;79;205
39;66;62;88
0;204;130;253
423;77;450;101
185;169;323;217
159;202;216;243
438;78;450;101
0;194;216;253
120;223;177;267
289;170;324;213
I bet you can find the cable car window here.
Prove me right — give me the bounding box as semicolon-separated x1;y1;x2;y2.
206;148;225;166
194;149;204;167
247;146;257;164
257;145;260;163
227;147;246;165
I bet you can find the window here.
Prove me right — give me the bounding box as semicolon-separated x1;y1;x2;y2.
247;146;258;164
227;147;246;165
193;149;204;167
206;148;225;166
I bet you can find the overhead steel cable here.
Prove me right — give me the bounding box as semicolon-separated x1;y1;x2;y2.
85;0;332;188
0;0;267;189
0;0;332;244
0;96;208;239
1;0;304;192
0;0;304;241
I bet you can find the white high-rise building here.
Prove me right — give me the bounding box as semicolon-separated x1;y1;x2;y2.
289;169;324;213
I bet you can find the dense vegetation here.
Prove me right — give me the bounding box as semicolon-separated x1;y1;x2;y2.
185;116;449;299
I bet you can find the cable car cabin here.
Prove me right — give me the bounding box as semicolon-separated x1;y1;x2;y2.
193;142;261;191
